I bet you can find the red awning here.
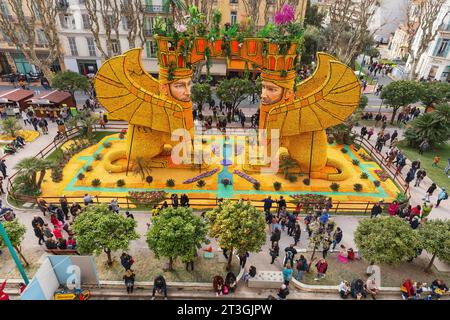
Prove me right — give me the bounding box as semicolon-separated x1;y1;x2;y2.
0;89;34;103
26;90;72;105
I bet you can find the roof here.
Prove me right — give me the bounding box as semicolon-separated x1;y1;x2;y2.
26;90;72;105
0;89;34;103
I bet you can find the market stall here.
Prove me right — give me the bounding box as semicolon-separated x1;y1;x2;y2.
0;88;34;115
26;90;75;118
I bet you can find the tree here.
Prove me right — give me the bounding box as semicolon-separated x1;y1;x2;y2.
163;0;188;23
72;204;139;265
85;0;122;59
0;219;28;266
304;0;325;28
419;82;450;110
14;157;54;191
242;0;261;26
206;200;266;270
191;83;212;110
418;220;450;273
0;0;63;83
280;156;297;178
131;157;152;180
306;220;330;271
1;117;22;137
354;217;420;265
146;207;209;271
52;71;90;105
404;103;450;148
216;78;256;112
120;0;145;49
380;80;423;124
65;109;99;140
405;0;448;80
301;25;326;65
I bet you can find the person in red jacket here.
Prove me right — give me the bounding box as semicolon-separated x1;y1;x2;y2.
0;280;9;300
388;201;399;216
314;259;328;281
410;205;421;220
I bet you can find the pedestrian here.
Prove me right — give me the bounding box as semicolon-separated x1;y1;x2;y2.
295;255;308;281
293;223;301;246
314;258;328;281
213;275;224;297
83;193;93;206
319;209;330;225
269;243;279;264
123;269;135;294
414;169;426;187
125;211;135;219
225;272;237;293
33;224;45;245
444;158;450;175
276;284;290;300
418;139;429;155
43;223;53;239
423;183;437;202
421;202;433;220
0;160;7;178
351;279;367;299
436;188;448;207
370;200;383;218
120;253;134;270
282;264;293;286
388;201;399;216
60;196;69;220
331;227;343;251
171;194;179;208
109;198;119;213
270;227;281;247
367;127;374;140
322;236;331;259
70;202;81;218
432;155;441;168
338;280;351;299
283;244;297;267
286;212;297;236
56;207;65;223
37;199;48;216
239;252;249;268
263;196;275;213
405;168;416;186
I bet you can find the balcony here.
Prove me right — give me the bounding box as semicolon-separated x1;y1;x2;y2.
35;43;49;49
144;5;167;14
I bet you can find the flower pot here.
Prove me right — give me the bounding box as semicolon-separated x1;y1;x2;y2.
213;39;223;55
268;43;278;55
196;38;207;54
231;40;239;54
246;39;257;55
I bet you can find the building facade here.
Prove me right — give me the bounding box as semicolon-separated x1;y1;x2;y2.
370;0;407;44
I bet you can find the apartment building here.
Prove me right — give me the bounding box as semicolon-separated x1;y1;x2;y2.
0;0;61;75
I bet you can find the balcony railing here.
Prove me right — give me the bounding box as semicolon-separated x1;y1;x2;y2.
56;0;70;10
144;5;167;13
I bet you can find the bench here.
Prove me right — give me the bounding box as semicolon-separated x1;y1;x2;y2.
45;249;80;256
247;271;283;289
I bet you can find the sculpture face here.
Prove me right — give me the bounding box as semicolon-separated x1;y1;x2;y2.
169;78;192;102
261;80;284;105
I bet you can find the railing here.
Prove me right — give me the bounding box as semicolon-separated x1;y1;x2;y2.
354;136;408;194
35;194;388;215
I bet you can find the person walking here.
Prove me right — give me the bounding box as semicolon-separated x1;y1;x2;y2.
423;183;437;202
282;264;293;286
367;127;374;140
283;244;297;267
239;252;249;269
331;227;343;251
414;169;426;187
120;253;134;270
436;188;448;207
322;236;332;259
370;200;383;218
123;269;135;294
444;158;450;175
60;197;69;220
0;160;7;178
270;227;281;247
293;223;301;246
295;255;308;281
263;196;275;213
269;243;280;264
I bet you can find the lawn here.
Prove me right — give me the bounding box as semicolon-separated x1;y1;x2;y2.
397;140;450;191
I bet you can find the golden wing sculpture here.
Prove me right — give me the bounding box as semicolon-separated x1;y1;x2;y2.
265;52;361;135
94;48;189;133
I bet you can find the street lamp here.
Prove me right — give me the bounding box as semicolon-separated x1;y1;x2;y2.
378;98;383;113
0;222;29;285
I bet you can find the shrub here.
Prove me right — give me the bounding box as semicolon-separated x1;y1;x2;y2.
330;182;340;191
77;173;85;180
287;174;298;182
103;141;112;148
360;172;369;179
353;183;363;192
221;178;231;186
166;179;175;187
352;159;360;165
85;165;93;172
341;148;348;153
146;175;153;184
253;182;261;190
95;154;103;161
51;168;63;183
273;181;282;190
117;179;126;187
92;178;101;187
303;178;310;186
128;191;167;206
373;180;381;187
197;179;206;188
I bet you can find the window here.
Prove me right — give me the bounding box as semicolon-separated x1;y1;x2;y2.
230;0;238;3
68;37;78;56
36;29;48;46
86;37;96;56
145;41;157;58
0;1;9;16
107;15;114;27
231;11;237;25
435;38;450;57
121;16;128;30
63;14;75;29
82;14;90;29
111;39;120;55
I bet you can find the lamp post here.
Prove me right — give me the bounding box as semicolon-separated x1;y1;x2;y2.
0;222;29;284
378;98;383;113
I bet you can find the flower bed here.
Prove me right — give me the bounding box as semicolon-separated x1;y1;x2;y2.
374;169;389;182
128;191;167;205
183;168;220;184
233;170;259;184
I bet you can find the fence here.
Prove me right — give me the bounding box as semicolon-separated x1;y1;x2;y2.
8;125;406;213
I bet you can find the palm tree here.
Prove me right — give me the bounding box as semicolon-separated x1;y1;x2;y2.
163;0;187;23
131;157;152;180
66;110;99;140
404;110;450;148
1;117;22;137
15;157;54;189
279;156;298;178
